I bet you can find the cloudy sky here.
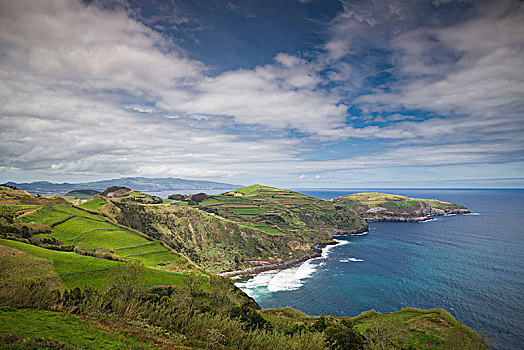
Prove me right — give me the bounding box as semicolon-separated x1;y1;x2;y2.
1;0;523;188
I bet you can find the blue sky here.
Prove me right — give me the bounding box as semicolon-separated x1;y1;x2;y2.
0;0;523;188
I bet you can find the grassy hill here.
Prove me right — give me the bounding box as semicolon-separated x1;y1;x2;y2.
97;185;368;273
0;308;159;349
196;184;368;236
102;191;333;273
18;205;184;270
333;192;470;222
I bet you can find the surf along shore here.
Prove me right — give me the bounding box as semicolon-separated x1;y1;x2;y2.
218;231;369;278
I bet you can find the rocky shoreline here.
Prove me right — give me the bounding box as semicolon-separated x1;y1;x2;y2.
218;241;339;278
362;208;470;222
219;208;470;278
218;229;371;278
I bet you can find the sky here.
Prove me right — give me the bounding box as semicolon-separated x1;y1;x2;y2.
0;0;523;188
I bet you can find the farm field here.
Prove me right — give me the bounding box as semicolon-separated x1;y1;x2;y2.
18;205;180;268
195;184;368;236
0;239;184;290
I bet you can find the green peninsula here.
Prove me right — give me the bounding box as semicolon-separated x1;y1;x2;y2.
333;192;470;222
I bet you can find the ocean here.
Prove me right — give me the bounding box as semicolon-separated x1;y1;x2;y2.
235;189;524;350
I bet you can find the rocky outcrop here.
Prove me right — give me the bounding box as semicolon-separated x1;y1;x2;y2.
360;206;470;222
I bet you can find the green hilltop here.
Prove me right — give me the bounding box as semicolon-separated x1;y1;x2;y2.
0;184;488;350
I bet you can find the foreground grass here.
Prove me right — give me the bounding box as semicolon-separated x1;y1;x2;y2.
0;239;184;290
0;308;156;349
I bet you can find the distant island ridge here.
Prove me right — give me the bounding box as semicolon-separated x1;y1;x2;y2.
5;177;242;196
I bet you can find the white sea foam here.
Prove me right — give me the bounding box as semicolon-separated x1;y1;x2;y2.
267;259;318;292
322;239;350;258
240;270;279;289
350;231;369;236
421;218;436;223
236;238;353;295
340;258;364;262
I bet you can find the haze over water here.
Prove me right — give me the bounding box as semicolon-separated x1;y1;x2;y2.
236;189;524;350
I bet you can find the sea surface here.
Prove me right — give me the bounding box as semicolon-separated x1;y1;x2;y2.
235;189;524;350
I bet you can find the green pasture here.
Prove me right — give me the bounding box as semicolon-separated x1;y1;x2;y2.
78;198;107;211
383;200;419;207
18;205;181;268
0;239;184;290
230;208;265;215
0;205;38;217
19;206;73;226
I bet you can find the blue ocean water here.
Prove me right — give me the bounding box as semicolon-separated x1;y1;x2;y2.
235;189;524;350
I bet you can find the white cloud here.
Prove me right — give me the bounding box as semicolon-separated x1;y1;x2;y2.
0;0;522;186
0;0;345;180
357;0;524;130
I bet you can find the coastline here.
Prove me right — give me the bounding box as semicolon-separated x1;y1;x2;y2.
219;230;368;278
218;241;339;278
219;209;470;278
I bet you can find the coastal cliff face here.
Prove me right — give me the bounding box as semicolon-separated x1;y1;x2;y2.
98;187;338;273
333;192;470;222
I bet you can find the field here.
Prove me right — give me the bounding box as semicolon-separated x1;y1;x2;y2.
78;198;107;211
19;205;180;268
0;239;184;290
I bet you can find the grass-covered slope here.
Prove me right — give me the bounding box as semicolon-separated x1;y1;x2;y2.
105;197;334;273
199;184;368;235
0;308;158;350
0;185;190;272
261;307;490;349
18;205;183;269
333;192;470;222
0;239;184;290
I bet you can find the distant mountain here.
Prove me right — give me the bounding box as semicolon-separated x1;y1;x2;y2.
5;177;241;196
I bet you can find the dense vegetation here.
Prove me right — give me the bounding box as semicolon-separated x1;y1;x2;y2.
0;260;490;349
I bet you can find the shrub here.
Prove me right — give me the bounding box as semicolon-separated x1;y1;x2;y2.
324;320;365;350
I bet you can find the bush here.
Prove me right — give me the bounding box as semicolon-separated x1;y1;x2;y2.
168;194;186;201
324;320;365;349
190;193;208;203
